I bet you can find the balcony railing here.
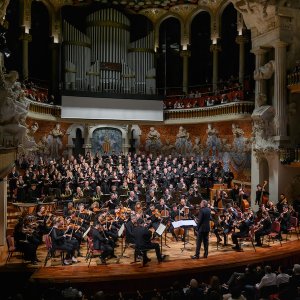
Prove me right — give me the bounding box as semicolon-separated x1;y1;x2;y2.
27;99;255;123
279;146;300;166
164;101;254;122
28;100;61;118
287;68;300;93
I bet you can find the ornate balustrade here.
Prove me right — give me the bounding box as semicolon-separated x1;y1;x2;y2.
28;100;61;120
287;63;300;94
279;146;300;166
27;99;254;124
164;101;254;123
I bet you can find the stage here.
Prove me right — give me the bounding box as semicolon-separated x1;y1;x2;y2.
23;233;300;294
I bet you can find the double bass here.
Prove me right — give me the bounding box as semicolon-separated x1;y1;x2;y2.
261;180;269;205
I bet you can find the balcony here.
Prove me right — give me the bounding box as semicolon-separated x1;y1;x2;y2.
287;69;300;94
27;99;255;124
279;146;300;167
28;100;61;120
164;101;254;124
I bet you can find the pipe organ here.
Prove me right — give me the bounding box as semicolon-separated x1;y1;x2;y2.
63;21;91;91
63;8;156;94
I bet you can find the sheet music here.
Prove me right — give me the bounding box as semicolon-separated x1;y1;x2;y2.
172;220;197;228
118;223;125;237
156;223;166;236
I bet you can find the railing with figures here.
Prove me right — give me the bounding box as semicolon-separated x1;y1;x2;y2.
28;100;61;118
287;62;300;94
164;101;254;121
279;146;300;166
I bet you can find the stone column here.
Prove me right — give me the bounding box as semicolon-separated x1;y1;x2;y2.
210;44;221;92
251;48;267;108
19;32;32;80
83;124;92;155
0;177;7;246
125;124;132;155
235;35;248;85
273;41;288;140
180;50;191;94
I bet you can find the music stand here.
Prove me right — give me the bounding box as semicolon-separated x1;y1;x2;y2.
172;220;197;252
116;224;129;263
156;223;166;255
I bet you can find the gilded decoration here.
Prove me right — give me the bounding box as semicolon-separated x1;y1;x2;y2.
169;4;198;21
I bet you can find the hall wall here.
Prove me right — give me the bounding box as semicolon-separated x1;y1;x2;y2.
26;118;252;181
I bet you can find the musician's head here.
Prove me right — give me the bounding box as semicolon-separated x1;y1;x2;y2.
149;203;155;210
283;205;288;212
200;200;208;208
280;193;286;200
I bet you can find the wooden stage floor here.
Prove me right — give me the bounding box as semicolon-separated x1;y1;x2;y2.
22;233;299;293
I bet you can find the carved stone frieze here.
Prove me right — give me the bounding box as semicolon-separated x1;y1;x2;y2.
251;104;278;159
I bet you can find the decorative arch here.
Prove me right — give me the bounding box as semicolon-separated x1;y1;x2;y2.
187;6;213;36
215;0;235;39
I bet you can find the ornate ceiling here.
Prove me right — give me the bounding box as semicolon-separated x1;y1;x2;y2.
51;0;223;12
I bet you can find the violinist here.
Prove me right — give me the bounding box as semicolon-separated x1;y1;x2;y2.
132;218;166;263
277;205;290;240
63;201;76;218
35;205;52;235
90;221;116;264
277;193;288;213
145;203;161;230
254;211;272;247
13;217;40;264
97;214;118;245
63;217;84;257
49;217;79;265
218;212;233;246
156;198;170;213
231;212;253;251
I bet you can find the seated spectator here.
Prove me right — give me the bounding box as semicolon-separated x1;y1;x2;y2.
255;265;276;290
276;265;290;287
289;263;300;299
184;278;204;299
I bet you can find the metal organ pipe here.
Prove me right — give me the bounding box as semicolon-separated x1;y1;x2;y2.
63;20;91;91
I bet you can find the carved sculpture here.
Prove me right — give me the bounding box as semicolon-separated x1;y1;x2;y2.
0;0;10;26
145;127;162;153
254;60;275;80
0;68;31;148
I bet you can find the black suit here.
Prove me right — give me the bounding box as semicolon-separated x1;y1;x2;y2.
133;224;162;261
90;227;114;259
195;206;211;257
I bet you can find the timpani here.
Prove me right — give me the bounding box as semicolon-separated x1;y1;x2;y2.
12;202;38;215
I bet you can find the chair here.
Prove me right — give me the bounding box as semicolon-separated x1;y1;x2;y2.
286;216;299;240
6;235;23;263
43;235;65;267
259;285;278;299
85;236;103;267
237;227;256;252
265;221;282;246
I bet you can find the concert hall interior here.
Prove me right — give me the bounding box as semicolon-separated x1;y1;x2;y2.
1;0;300;299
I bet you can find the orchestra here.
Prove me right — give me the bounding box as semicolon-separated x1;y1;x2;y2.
8;152;298;266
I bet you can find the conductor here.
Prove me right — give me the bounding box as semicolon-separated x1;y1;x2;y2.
191;200;211;259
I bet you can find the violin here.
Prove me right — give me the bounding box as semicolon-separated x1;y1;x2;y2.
152;209;161;218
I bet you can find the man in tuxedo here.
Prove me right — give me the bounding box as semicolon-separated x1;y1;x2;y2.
133;219;165;264
191;200;211;259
